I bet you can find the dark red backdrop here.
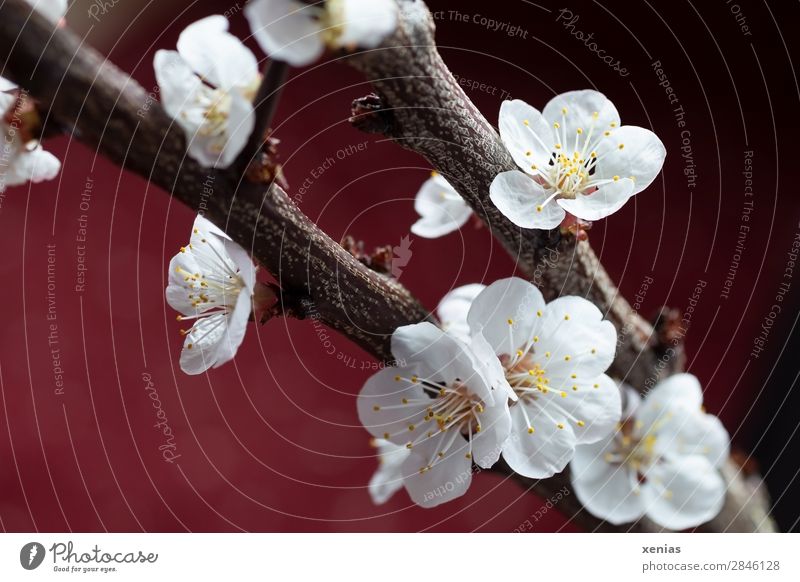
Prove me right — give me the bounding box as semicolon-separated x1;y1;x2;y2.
1;0;798;532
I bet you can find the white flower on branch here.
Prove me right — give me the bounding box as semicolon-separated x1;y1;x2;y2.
357;322;511;508
0;92;60;192
411;171;473;238
368;438;411;505
166;215;257;375
462;277;622;478
154;16;259;168
245;0;398;66
25;0;66;24
436;283;486;343
570;374;730;529
491;90;666;230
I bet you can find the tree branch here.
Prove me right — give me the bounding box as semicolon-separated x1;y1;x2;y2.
0;0;430;361
0;0;775;532
344;0;673;389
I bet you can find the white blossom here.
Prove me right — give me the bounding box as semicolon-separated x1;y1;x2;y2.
464;277;622;478
411;172;473;238
368;438;411;505
154;16;259;168
0;92;60;193
570;375;730;528
491;90;666;229
245;0;398;67
166;215;257;375
357;322;511;507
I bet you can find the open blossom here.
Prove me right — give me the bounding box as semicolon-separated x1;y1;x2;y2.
154;16;259;168
245;0;398;67
570;374;729;529
491;90;666;230
463;278;621;478
368;438;411;505
0;92;61;192
357;322;511;508
411;172;473;239
166;215;257;375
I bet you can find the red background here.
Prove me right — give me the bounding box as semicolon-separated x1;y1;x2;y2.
1;0;798;532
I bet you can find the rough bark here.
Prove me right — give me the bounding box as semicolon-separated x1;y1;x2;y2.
0;0;775;532
345;0;671;388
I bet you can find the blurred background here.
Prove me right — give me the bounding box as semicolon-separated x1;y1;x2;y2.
0;0;798;532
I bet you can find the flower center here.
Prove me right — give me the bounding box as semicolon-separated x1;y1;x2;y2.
521;108;629;214
319;0;347;47
375;374;486;472
603;419;671;497
173;231;249;349
195;89;232;140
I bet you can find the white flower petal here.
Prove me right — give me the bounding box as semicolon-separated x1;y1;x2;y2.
571;449;645;525
2;146;61;190
177;15;259;92
542;373;621;444
498;99;553;173
470;395;511;468
356;365;428;443
26;0;66;24
466;277;545;358
179;313;229;375
368;439;410;505
411;174;472;238
245;0;325;66
542;90;620;141
391;322;486;392
401;440;472;508
0;76;18;92
219;90;255;168
557;178;634;221
490;170;565;230
437;283;486;343
536;296;617;379
594;126;666;195
211;288;252;366
642;456;726;530
336;0;398;49
503;402;577;478
644;373;704;410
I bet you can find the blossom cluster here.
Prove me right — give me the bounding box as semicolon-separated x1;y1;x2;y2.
362;281;729;529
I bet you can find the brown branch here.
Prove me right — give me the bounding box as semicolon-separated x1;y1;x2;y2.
341;0;776;532
0;0;775;532
0;0;430;360
344;0;671;389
